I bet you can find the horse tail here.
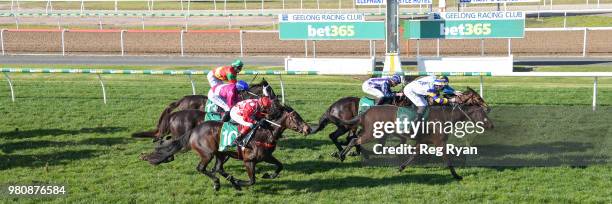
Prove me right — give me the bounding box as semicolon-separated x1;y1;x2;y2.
133;100;179;138
337;115;362;127
310;109;331;134
155;101;180;134
143;129;193;165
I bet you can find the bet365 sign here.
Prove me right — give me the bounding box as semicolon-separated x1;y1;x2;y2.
405;11;525;39
279;22;385;40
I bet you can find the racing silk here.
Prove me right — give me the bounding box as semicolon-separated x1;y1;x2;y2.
235;99;267;124
365;77;394;98
212;83;240;108
212;65;238;84
410;76;456;105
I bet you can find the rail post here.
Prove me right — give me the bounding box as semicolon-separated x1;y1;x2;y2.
481;39;485;56
3;73;15;102
313;40;316;58
416;40;420;57
592;76;597;111
507;38;511;56
120;30;126;56
582;28;588;57
479;75;484;99
1;29;5;56
436;38;440;57
188;74;196;95
369;40;373;57
278;74;286;104
61;29;66;56
563;12;567;28
180;29;185;56
80;0;85;14
239;30;244;57
97;74;107;104
304;40;308;57
115;0;118;12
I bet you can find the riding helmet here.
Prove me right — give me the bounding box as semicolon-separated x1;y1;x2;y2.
236;80;249;91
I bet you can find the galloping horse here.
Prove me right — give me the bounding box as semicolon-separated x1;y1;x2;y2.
132;79;276;140
310;95;411;157
336;87;493;180
142;100;311;191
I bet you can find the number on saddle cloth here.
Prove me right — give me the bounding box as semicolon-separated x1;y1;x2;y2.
358;97;376;115
396;106;430;122
218;122;240;152
205;100;223;121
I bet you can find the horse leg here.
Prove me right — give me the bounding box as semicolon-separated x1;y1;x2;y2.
262;155;283;179
237;161;256;187
399;142;421;172
338;137;358;162
329;127;349;158
434;140;463;180
213;154;242;191
196;156;221;191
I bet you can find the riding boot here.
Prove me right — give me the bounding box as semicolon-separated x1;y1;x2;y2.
375;96;390;105
410;106;426;133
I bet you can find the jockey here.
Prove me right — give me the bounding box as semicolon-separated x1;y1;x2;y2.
229;97;273;146
362;74;403;105
403;75;460;120
207;59;244;87
208;80;249;121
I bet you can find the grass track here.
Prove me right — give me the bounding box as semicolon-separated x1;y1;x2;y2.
0;64;611;203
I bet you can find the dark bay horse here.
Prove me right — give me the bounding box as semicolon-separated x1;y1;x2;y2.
310;95;411;157
337;88;493;180
132;79;276;140
142;101;311;191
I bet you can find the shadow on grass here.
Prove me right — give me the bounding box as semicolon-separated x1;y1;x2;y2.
257;173;455;193
0;149;100;170
278;137;329;150
283;160;362;174
1;127;128;139
0;137;130;154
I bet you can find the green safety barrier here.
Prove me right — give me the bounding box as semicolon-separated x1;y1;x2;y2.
0;68;491;76
0;12;432;17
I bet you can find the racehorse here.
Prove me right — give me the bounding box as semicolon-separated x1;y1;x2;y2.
132;78;276;140
310;95;411;157
141;100;311;191
336;87;493;180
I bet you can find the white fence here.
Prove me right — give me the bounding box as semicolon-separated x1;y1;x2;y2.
1;27;611;57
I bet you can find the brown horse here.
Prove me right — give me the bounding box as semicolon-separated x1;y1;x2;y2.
310;95;412;157
142;101;311;191
336;87;493;180
132;79;276;140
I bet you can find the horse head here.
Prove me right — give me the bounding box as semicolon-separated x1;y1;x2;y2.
267;100;311;136
456;87;493;129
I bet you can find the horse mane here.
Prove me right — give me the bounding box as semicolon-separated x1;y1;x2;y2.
250;78;268;87
464;86;477;94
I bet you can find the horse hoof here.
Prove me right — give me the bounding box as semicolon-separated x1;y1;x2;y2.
454;176;463;180
213;183;221;191
231;183;242;191
330;152;339;158
398;166;405;172
262;173;277;179
348;151;360;157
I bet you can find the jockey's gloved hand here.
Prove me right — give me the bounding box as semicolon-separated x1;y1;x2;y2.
449;97;458;104
260;120;271;129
